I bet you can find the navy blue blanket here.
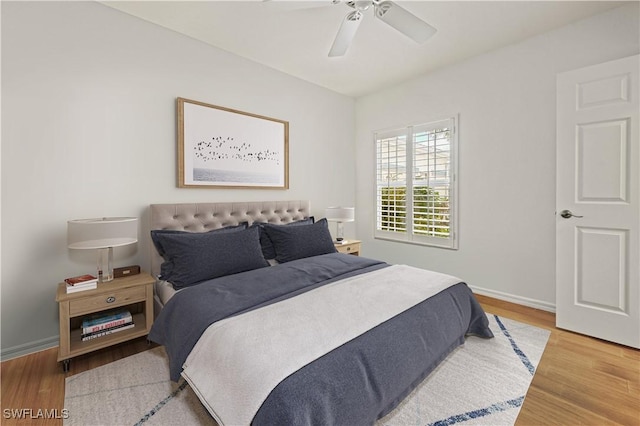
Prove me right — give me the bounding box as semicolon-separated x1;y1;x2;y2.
150;253;493;424
149;253;387;381
254;281;492;425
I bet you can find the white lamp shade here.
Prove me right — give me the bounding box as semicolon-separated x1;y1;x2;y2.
325;207;355;222
68;217;138;249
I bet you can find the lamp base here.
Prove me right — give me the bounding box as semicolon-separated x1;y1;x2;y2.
336;221;345;242
97;247;114;283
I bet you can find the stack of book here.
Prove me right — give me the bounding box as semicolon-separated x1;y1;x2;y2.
64;274;98;293
81;309;134;341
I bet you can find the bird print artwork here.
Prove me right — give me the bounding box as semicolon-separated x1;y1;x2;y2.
181;99;287;187
193;136;281;166
190;134;284;185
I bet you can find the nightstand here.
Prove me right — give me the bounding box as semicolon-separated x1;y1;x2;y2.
56;272;154;372
335;239;361;256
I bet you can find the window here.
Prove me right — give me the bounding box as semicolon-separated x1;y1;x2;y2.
375;116;458;249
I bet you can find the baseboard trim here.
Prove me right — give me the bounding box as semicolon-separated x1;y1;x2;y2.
1;335;59;361
469;285;556;313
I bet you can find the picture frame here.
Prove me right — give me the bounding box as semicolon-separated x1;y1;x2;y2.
177;97;289;189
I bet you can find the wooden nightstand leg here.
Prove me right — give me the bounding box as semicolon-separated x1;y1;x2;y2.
62;359;70;373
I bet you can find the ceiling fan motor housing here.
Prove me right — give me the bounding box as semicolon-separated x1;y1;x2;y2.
346;1;373;11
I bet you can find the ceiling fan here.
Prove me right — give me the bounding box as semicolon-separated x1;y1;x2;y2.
328;0;437;57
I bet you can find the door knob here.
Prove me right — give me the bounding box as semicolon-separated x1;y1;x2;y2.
560;209;583;219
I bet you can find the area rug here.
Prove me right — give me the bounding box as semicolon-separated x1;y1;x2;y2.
64;314;550;426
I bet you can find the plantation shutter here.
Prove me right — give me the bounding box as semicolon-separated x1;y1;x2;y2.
376;129;408;236
375;117;458;249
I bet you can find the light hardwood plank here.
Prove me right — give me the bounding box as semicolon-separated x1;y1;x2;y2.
476;294;640;426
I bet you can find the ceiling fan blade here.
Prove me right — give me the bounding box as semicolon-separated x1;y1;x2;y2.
328;10;363;57
374;1;436;44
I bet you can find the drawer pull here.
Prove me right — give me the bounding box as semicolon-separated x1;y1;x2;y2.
346;247;351;251
106;296;116;303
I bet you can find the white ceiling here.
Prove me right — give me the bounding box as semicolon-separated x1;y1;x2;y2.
101;1;627;97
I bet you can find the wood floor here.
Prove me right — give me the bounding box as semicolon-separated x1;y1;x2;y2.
476;295;639;426
1;295;638;425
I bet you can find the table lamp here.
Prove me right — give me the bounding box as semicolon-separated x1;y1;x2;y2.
68;217;138;282
325;206;355;242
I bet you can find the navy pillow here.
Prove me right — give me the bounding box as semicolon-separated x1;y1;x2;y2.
152;226;268;289
263;218;337;263
151;222;247;259
254;217;314;260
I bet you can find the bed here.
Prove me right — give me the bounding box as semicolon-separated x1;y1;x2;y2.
148;200;493;425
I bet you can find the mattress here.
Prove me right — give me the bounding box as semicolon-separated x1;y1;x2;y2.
154;279;177;306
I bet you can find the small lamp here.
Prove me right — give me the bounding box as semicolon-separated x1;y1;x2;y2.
325;206;355;243
68;217;138;282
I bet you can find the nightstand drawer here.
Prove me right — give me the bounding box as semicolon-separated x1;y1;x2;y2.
335;240;361;256
338;244;356;253
69;286;146;316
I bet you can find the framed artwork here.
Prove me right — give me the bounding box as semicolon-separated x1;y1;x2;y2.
177;97;289;189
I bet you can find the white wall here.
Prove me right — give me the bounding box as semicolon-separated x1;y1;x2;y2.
355;3;640;310
3;2;638;358
0;1;355;356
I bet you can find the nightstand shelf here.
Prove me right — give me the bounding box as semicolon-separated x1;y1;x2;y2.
56;272;154;372
67;312;147;354
335;239;361;256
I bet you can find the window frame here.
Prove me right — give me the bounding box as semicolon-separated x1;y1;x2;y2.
374;115;459;250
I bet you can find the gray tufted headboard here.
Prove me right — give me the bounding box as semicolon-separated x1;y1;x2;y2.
149;200;311;278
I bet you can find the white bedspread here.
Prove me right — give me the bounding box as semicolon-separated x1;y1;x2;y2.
181;264;461;426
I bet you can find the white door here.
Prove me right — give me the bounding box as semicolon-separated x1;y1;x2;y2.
556;55;639;349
